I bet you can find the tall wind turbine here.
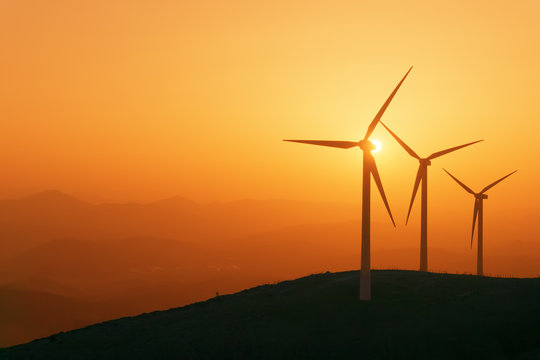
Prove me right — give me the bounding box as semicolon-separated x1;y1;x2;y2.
380;123;483;272
443;169;517;276
284;67;412;300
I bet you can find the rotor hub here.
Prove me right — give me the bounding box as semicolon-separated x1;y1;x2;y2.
358;140;376;151
420;158;432;166
475;194;488;200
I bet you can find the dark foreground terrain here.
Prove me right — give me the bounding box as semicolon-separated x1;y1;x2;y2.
2;270;540;359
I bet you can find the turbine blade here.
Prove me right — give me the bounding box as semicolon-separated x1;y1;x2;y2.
363;67;413;141
471;199;479;248
368;154;396;227
380;122;420;159
443;169;475;195
406;165;423;225
283;140;358;149
427;140;484;160
480;170;518;194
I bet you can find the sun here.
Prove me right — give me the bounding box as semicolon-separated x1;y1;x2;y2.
371;139;382;153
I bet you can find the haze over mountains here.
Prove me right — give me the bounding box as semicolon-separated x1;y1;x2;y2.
1;190;539;347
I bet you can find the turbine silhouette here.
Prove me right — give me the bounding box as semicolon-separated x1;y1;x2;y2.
380;122;483;272
284;67;412;300
444;169;517;276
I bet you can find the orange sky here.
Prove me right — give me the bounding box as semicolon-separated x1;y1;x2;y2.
1;0;539;224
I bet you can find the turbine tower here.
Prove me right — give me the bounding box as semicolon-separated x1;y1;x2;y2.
443;169;517;276
380;123;483;272
284;67;412;300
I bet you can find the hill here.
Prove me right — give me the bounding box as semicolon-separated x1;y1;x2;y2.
2;270;540;359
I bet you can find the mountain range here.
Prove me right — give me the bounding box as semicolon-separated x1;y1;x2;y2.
0;190;539;347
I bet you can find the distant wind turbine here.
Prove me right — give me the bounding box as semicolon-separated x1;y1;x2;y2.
443;169;517;276
380;122;483;272
284;67;412;300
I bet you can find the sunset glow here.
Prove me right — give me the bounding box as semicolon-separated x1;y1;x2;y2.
0;0;538;271
371;140;382;153
0;0;537;273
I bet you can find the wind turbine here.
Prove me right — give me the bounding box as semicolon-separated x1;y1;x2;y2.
284;67;412;300
380;122;483;272
443;169;517;276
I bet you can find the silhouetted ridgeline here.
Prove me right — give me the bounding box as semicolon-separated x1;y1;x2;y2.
2;270;540;359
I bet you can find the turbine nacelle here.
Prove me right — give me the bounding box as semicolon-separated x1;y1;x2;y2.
420;158;432;166
475;193;488;200
358;140;376;152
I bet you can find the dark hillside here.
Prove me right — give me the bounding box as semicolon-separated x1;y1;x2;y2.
2;270;540;359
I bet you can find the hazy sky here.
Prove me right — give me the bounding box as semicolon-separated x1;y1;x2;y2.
1;0;539;212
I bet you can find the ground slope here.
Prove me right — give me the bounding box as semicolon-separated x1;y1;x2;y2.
2;270;540;359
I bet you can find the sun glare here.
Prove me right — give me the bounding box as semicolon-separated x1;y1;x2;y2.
372;139;382;153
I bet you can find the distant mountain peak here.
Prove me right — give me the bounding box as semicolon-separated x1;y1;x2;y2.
151;195;199;209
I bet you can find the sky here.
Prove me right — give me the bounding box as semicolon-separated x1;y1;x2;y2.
1;0;539;215
2;2;540;346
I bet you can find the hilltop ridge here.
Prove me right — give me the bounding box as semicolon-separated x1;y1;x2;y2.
2;270;540;359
